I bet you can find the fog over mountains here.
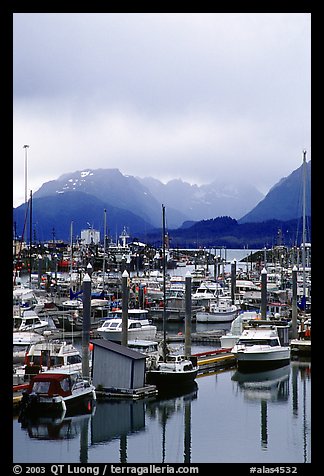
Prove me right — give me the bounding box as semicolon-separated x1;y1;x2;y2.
13;160;311;243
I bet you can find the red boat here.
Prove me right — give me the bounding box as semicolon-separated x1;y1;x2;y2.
19;369;96;418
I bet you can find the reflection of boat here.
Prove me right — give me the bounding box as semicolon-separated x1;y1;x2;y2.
231;324;290;372
232;365;290;401
19;369;96;418
97;309;157;342
19;410;94;440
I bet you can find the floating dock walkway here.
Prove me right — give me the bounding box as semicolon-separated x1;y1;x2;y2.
194;348;236;374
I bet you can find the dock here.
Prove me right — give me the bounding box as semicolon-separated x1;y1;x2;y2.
158;330;224;344
194;348;236;374
290;338;311;356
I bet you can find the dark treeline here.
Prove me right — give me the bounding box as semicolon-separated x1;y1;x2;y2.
140;216;312;249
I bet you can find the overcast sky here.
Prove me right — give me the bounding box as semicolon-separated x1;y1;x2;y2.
13;12;311;207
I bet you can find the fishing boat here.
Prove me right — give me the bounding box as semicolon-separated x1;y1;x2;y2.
231;324;290;372
96;309;157;342
196;297;238;323
13;339;85;385
220;311;261;349
145;352;198;387
18;368;96;417
145;205;198;389
13;310;49;333
13;332;46;364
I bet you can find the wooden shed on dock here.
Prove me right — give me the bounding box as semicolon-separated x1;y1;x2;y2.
91;339;146;393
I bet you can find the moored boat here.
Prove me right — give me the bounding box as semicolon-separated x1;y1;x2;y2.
145;352;198;387
231;324;290;372
96;309;157;342
196;297;238;323
13;332;46;364
18;369;96;418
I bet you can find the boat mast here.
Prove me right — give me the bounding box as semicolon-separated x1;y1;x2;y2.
70;221;73;288
162;204;167;361
302;150;307;301
102;208;107;290
29;190;32;287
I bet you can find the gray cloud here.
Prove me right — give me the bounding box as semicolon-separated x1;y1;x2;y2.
13;13;311;207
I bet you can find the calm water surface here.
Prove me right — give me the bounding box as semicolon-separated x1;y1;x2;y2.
13;358;311;464
13;250;311;464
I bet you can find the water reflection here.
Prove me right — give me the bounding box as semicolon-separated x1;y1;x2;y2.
146;382;198;463
232;365;290;450
232;360;311;462
232;365;291;402
15;361;310;463
19;412;92;441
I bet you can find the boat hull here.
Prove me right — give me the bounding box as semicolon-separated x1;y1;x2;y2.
98;326;157;342
196;310;237;323
19;387;96;417
146;367;198;387
234;348;291;372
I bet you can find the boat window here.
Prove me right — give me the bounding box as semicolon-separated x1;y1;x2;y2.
60;378;71;392
129;322;141;329
32;381;50;393
50;356;65;366
31;356;42;365
238;339;269;346
13;344;29;353
109;321;120;328
13;318;22;328
269;339;280;347
67;354;82;364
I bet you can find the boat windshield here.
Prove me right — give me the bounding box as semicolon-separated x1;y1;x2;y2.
32;381;51;393
238;339;280;347
13;344;29;352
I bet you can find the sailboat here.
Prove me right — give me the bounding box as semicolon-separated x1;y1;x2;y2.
145;205;198;388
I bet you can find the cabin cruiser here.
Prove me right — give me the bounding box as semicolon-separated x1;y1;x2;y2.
97;309;157;342
13;332;46;364
220;311;261;349
13;310;49;333
196;297;238;323
231;324;290;372
18;369;96;417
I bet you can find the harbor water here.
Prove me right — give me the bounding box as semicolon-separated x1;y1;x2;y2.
13;355;311;464
12;249;312;464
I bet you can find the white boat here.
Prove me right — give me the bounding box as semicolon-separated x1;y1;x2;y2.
13;332;46;364
14;339;85;386
18;368;96;417
13;310;49;333
96;309;157;342
220;311;261;349
196;297;238;323
231;324;290;372
127;339;160;368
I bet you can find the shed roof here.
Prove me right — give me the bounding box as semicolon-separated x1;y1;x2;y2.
91;339;146;360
